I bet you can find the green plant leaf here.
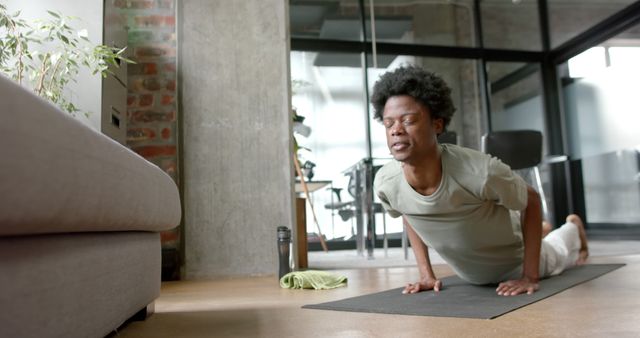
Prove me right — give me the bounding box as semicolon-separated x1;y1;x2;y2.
57;33;69;44
0;7;135;118
46;11;60;19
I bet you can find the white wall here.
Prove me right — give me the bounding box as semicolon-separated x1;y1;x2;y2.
5;0;103;130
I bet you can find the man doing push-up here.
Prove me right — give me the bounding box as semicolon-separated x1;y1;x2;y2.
372;65;589;296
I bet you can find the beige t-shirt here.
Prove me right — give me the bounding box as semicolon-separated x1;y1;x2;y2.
374;144;529;284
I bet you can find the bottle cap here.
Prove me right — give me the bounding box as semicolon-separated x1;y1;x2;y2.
277;226;291;240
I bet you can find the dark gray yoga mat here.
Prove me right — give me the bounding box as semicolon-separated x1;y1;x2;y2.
303;264;624;319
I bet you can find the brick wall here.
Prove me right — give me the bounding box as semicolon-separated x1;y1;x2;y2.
109;0;180;280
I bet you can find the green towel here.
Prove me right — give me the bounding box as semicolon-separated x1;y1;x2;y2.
280;270;348;290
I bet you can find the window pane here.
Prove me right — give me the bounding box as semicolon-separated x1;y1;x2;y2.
291;51;368;240
567;47;607;78
488;62;545;138
365;0;476;47
563;51;640;158
290;0;363;41
609;46;640;69
548;0;637;48
481;0;541;51
561;22;640;226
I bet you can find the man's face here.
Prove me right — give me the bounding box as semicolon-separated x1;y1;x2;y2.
381;95;443;164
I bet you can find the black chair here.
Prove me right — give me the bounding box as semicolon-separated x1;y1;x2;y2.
481;130;549;220
324;163;388;255
325;187;355;222
437;131;458;145
482;130;542;170
324;169;359;240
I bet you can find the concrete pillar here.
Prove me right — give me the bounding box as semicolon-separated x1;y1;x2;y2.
179;0;294;278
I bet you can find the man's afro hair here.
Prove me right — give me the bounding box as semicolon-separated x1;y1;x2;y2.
370;65;456;129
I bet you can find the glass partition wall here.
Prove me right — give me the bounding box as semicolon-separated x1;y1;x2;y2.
486;61;558;223
291;50;369;242
291;0;640;252
560;19;640;235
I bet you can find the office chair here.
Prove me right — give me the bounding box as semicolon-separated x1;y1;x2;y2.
326;187;355;221
324;169;358;240
437;131;458;145
481;130;550;221
324;163;388;255
324;182;357;242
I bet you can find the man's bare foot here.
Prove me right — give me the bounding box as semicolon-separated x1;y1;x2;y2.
542;221;553;238
567;214;589;265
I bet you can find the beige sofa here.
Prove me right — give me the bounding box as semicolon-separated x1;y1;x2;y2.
0;74;181;338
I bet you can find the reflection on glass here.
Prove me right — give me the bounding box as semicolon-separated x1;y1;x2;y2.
365;0;476;47
481;0;541;51
548;0;637;48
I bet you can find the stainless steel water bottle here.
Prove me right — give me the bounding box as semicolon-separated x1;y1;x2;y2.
277;226;291;279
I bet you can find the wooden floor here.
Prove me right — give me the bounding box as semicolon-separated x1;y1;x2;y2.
116;254;640;338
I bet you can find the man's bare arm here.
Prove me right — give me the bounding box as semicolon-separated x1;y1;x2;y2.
403;216;441;294
496;185;542;296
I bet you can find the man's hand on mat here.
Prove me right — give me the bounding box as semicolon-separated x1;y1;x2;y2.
402;277;442;294
496;277;539;296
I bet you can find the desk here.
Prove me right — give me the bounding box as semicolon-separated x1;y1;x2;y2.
295;180;332;269
295;197;308;269
294;180;330;268
295;180;331;193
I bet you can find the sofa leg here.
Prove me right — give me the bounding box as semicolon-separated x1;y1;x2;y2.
130;302;155;322
107;303;156;337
